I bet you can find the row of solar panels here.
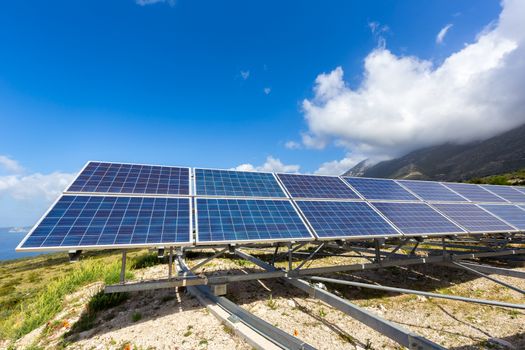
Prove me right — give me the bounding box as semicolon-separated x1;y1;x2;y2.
17;161;525;251
66;161;525;203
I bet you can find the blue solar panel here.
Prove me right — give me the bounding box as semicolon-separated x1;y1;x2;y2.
397;180;467;202
432;204;515;233
481;185;525;203
18;195;191;250
478;204;525;230
195;198;312;243
343;177;418;201
195;169;286;198
515;187;525;195
277;174;359;199
68;162;190;195
371;202;465;235
441;183;506;203
295;201;399;239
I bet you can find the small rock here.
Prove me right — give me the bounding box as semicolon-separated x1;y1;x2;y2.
416;295;428;302
314;282;327;290
378;304;387;312
287;300;296;308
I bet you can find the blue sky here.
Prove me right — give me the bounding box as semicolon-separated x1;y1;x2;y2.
2;0;523;226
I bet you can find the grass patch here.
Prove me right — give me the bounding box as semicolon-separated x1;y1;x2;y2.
68;291;129;334
131;252;161;269
131;312;142;322
0;255;133;340
266;294;277;310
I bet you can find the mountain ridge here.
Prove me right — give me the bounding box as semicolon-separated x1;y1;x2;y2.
344;124;525;181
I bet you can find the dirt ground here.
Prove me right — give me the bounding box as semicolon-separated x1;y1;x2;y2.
13;249;525;350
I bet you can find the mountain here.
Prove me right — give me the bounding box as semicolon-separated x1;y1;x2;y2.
344;124;525;181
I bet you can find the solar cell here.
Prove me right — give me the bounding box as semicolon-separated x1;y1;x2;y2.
479;204;525;230
277;174;359;199
515;187;525;195
195;169;286;198
195;198;312;243
18;195;191;250
397;180;467;202
343;177;418;201
432;204;516;233
481;185;525;203
441;183;507;203
295;200;399;239
371;202;465;235
68;162;190;195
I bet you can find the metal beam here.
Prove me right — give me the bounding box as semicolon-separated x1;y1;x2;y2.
440;262;525;279
451;261;525;295
177;257;317;350
190;247;229;272
306;276;525;310
235;250;445;350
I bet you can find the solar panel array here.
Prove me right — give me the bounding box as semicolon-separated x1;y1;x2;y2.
277;174;359;199
343;177;417;201
68;162;190;195
17;160;525;251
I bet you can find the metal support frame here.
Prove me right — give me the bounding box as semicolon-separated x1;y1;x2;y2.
294;243;325;271
120;250;127;284
306;276;525;310
168;247;173;280
235;249;446;350
177;256;316;350
190;247;229;272
441;261;525;279
451;261;525;295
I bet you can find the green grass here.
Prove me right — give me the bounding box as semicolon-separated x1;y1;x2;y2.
68;291;129;334
469;168;525;185
130;252;161;269
0;251;135;341
131;312;142;322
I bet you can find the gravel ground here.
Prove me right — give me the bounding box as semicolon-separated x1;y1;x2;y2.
14;248;525;350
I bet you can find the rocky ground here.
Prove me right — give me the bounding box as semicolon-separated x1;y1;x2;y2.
11;249;525;350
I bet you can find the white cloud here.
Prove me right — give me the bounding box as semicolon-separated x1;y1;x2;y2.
135;0;175;6
0;155;24;174
0;156;76;226
301;0;525;173
240;70;250;80
264;87;271;95
436;24;453;44
285;141;301;150
233;156;300;173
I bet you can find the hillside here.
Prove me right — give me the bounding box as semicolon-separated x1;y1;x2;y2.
344;124;525;181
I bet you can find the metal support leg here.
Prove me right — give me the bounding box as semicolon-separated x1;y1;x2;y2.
442;237;446;256
271;245;279;266
288;243;293;271
168;247;173;280
374;239;381;263
409;241;420;257
120;250;127;284
294;243;325;270
190;247;229;272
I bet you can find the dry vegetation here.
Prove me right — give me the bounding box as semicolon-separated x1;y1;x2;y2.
0;244;524;349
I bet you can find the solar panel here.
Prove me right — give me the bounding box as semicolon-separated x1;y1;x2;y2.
441;183;507;203
432;203;516;233
478;204;525;230
397;180;467;202
18;195;192;250
371;202;465;235
195;198;312;243
295;200;399;239
481;185;525;203
515;187;525;195
343;177;418;201
195;169;286;198
277;174;360;199
68;162;190;195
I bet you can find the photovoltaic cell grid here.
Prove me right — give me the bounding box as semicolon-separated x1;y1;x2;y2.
195;169;286;198
296;201;399;239
479;204;525;230
397;180;467;202
441;183;507;203
481;185;525;203
432;204;515;233
19;195;191;249
68;162;190;195
371;202;464;235
343;177;418;201
196;198;312;243
277;174;359;199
